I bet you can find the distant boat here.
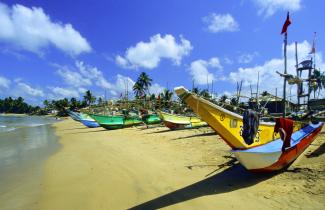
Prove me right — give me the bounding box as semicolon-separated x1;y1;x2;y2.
158;111;207;130
78;113;100;128
174;87;303;149
89;114;143;130
232;122;323;172
142;114;161;125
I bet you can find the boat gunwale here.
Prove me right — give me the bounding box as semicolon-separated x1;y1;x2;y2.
174;86;275;126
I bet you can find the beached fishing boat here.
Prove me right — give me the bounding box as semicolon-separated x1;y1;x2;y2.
67;110;82;122
143;114;161;125
78;113;100;128
232;121;323;172
89;114;143;130
174;87;303;149
158;111;207;130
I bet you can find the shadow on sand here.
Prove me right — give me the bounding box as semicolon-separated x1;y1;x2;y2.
61;127;89;131
171;131;216;140
306;142;325;158
69;129;108;134
129;164;276;210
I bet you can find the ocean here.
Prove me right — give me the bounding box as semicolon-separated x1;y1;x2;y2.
0;115;60;209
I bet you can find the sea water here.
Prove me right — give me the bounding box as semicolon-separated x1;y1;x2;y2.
0;115;60;209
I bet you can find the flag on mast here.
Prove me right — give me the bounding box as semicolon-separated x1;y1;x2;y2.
309;32;316;54
281;12;291;34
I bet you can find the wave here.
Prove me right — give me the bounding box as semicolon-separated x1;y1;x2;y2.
0;125;7;128
0;127;16;133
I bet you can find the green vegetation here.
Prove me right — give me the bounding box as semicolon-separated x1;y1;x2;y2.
0;97;43;114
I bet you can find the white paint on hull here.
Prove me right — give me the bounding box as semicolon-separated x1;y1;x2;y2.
233;151;282;170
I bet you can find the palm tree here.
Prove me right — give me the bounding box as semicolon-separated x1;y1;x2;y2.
192;87;199;94
133;82;144;98
69;97;78;110
219;95;228;103
199;89;211;99
311;69;325;98
261;91;269;96
160;89;173;108
84;90;96;107
138;72;152;94
97;97;103;105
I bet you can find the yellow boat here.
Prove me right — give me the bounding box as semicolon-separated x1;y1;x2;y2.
158;111;207;130
174;86;303;149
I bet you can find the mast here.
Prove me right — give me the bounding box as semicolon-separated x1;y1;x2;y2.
295;42;299;107
256;71;260;110
283;32;288;117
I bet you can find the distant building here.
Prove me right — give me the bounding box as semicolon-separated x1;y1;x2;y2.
308;99;325;111
249;92;298;114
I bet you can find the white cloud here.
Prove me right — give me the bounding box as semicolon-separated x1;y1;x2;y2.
224;57;233;65
228;40;325;100
116;34;193;69
0;2;91;56
238;52;259;64
149;83;165;95
0;76;11;88
203;13;239;33
16;82;44;97
252;0;302;17
76;61;112;89
189;57;223;85
57;68;92;87
51;87;80;99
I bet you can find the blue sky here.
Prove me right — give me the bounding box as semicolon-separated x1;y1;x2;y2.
0;0;324;105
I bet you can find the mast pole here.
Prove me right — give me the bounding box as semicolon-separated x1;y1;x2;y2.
295;42;299;107
256;71;260;110
283;32;288;117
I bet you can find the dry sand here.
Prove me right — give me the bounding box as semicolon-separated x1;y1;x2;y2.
32;119;325;210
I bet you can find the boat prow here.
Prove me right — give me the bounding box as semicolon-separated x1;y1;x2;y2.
232;122;323;172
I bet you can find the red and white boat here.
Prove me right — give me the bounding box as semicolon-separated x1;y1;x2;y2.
232;122;323;172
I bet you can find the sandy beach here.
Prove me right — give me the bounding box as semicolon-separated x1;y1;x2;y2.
31;119;325;210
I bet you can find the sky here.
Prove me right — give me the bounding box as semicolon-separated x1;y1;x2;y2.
0;0;324;105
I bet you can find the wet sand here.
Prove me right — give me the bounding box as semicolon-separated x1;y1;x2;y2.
33;119;325;210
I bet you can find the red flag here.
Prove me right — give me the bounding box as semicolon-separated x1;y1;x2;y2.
309;32;316;54
281;12;291;34
157;94;160;100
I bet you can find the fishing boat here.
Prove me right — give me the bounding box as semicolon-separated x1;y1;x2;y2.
158;111;207;130
67;110;82;122
232;121;323;172
89;114;143;130
174;87;303;149
78;113;100;128
142;114;161;125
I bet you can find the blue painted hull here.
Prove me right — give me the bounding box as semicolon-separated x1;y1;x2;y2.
80;120;100;128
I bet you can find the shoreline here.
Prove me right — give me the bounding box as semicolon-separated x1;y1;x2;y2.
0;118;61;210
31;118;325;209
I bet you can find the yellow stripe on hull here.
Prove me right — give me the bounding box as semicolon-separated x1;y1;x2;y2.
174;86;302;149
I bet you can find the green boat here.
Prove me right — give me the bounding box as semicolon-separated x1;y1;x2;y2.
89;114;143;130
143;114;161;125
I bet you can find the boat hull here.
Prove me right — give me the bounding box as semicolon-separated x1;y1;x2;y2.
67;110;81;121
233;122;323;172
144;114;161;125
80;119;100;128
174;86;303;149
159;111;207;130
90;114;143;130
